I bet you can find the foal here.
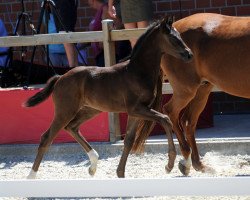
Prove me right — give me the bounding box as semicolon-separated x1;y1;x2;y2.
24;16;193;178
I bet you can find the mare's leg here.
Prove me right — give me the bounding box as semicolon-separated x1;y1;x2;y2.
180;83;213;172
127;106;176;175
65;107;101;176
161;53;201;175
117;116;139;178
163;91;197;176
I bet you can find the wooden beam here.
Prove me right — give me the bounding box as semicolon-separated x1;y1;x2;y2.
0;26;146;48
0;31;103;47
162;83;221;94
110;28;145;41
102;19;121;142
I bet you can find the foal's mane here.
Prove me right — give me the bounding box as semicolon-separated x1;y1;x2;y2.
130;20;161;60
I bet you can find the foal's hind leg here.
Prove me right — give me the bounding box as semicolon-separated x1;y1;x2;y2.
117;116;139;178
65;107;101;176
27;95;81;179
181;83;214;173
27;115;75;179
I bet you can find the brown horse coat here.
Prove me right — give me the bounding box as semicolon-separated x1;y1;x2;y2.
161;13;250;175
24;17;193;178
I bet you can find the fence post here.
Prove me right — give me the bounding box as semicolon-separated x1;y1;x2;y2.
102;19;121;142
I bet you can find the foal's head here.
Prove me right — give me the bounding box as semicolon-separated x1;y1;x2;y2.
159;16;193;62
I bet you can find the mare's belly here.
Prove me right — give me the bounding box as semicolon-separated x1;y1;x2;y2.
203;59;250;99
210;77;250;99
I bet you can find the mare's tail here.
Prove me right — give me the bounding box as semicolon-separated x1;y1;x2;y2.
131;70;163;153
23;75;61;107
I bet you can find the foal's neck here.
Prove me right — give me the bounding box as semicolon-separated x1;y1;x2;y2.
129;29;163;79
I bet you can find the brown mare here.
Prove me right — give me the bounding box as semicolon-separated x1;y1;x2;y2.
161;13;250;175
24;16;193;178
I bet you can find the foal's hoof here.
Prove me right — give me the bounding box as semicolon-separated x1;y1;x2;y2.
27;169;37;179
116;170;125;178
178;162;190;176
88;166;97;176
165;165;173;174
88;149;99;176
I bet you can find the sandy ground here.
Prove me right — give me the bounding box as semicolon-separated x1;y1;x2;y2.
1;146;250;200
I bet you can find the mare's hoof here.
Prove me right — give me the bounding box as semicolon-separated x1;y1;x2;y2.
178;162;190;176
193;163;216;174
165;165;173;174
193;164;203;172
203;165;216;174
88;166;97;176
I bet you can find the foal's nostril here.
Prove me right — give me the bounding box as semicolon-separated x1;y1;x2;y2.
187;52;193;60
181;50;193;62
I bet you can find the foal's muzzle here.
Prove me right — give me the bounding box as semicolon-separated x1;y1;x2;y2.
181;49;193;62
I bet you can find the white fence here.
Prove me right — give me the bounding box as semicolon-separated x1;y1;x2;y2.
1;177;250;197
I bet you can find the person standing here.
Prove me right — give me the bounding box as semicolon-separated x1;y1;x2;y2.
0;19;9;68
88;0;111;67
108;0;153;48
52;0;78;68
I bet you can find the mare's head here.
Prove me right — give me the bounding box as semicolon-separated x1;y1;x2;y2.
159;16;193;62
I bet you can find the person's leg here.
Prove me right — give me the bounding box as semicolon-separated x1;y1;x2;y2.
137;20;150;28
53;0;78;68
63;43;78;68
95;51;105;67
124;22;137;48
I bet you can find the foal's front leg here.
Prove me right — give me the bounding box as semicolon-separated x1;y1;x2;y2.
117;116;139;178
129;107;176;174
163;99;192;176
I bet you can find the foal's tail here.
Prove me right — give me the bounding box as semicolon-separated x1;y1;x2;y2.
23;75;61;107
132;70;163;153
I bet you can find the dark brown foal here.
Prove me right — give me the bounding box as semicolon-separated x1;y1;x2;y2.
24;16;193;178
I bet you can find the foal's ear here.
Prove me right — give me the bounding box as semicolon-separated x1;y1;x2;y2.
161;16;172;33
167;16;174;27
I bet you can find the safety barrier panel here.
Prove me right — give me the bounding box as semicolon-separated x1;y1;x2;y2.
1;177;250;197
